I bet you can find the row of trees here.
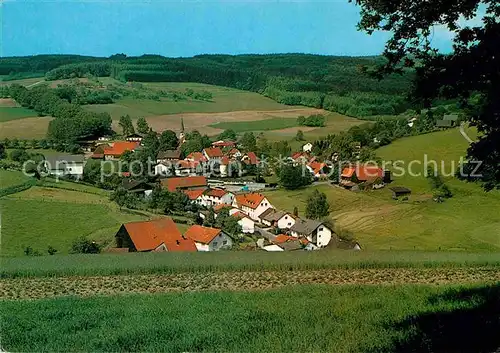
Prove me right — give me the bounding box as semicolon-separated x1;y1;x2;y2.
3;84;112;144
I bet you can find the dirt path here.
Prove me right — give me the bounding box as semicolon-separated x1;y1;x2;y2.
2;267;498;300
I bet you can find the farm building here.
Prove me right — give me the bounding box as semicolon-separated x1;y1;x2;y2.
120;179;153;198
436;119;455;128
184;188;207;205
125;133;143;142
185;225;232;251
232;193;274;221
100;141;140;160
241;152;259;165
156;149;181;163
390;186;412;199
115;218;197;252
302;143;313;152
258;209;296;229
290;219;333;248
307;161;328;178
186;152;207;163
161;176;208;192
43;154;85;179
212;140;236;148
340;165;389;189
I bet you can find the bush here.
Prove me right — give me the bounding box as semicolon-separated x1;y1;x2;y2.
70;237;101;254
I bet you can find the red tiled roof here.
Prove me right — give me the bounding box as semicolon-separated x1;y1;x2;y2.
234;193;266;209
228;148;240;155
212;141;236;148
245;152;258;165
203;147;223;158
341;165;384;181
121;172;131;177
206;188;228;198
273;235;296;244
103;141;139;157
183;188;207;200
232;211;251;220
123;218;196;252
186;152;207;162
162;176;207;192
185;225;222;244
308;161;326;175
176;160;200;169
214;203;232;212
220;156;230;165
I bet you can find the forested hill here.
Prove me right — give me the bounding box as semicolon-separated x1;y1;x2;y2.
0;54;414;117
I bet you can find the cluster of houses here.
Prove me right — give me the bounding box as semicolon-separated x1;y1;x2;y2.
112;178;359;253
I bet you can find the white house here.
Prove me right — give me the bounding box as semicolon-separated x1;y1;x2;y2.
232;211;255;234
44;154;85;179
258;209;296;229
202;147;223;162
302;143;313;152
290;219;333;248
185;225;233;251
232;193;274;221
201;188;234;207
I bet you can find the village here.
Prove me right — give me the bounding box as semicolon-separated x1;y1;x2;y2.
33;117;411;254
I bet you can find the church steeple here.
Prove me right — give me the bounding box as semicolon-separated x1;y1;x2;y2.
179;117;186;143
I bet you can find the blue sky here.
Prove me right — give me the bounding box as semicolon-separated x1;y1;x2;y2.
1;0;454;57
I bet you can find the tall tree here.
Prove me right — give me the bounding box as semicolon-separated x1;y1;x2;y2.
305;190;330;220
136;117;150;135
159;130;179;150
119;115;135;136
355;0;500;190
278;164;312;190
240;132;257;152
217;129;237;141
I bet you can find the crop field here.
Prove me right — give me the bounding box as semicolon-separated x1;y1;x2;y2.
209;117;299;132
0;116;53;139
1;283;499;352
265;128;500;251
0;77;44;87
83;80;294;118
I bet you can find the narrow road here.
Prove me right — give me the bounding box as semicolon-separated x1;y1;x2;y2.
460;122;474;143
26;80;44;88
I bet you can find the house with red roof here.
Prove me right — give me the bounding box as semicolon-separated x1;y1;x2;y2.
183;188;207;205
101;141;140;160
202;147;223;162
232;192;274;221
115;218;197;252
186;152;207;163
161;176;208;192
232;211;255;234
212;140;236;148
185;224;233;251
228;148;242;158
202;188;235;207
307;161;329;178
241;152;259;165
340;164;386;189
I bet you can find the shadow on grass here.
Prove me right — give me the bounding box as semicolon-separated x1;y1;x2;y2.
393;284;500;353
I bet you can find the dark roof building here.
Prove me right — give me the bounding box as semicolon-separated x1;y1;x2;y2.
436;119;455;128
290;219;324;236
157;150;181;160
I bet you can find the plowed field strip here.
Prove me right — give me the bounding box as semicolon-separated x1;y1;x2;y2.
2;267;499;300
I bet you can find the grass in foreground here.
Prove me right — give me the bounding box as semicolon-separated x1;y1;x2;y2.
0;170;31;189
2;250;499;279
1;284;498;352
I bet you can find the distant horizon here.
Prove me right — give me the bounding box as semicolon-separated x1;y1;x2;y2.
2;1;454;58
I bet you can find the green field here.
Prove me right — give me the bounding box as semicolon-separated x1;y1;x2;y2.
0;107;38;122
0;182;148;256
210;117;299;132
1;283;498;352
265;127;500;251
83;81;293;119
0;170;31;189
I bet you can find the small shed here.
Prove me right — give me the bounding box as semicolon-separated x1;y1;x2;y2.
436;119;454;128
389;186;412;198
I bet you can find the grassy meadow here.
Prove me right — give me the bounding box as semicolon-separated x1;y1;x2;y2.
84;80;293;119
266;127;500;252
210;117;299;132
1;283;499;352
0;170;31;189
0;107;38;122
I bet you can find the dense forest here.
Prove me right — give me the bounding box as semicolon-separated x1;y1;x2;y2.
0;54;414;118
